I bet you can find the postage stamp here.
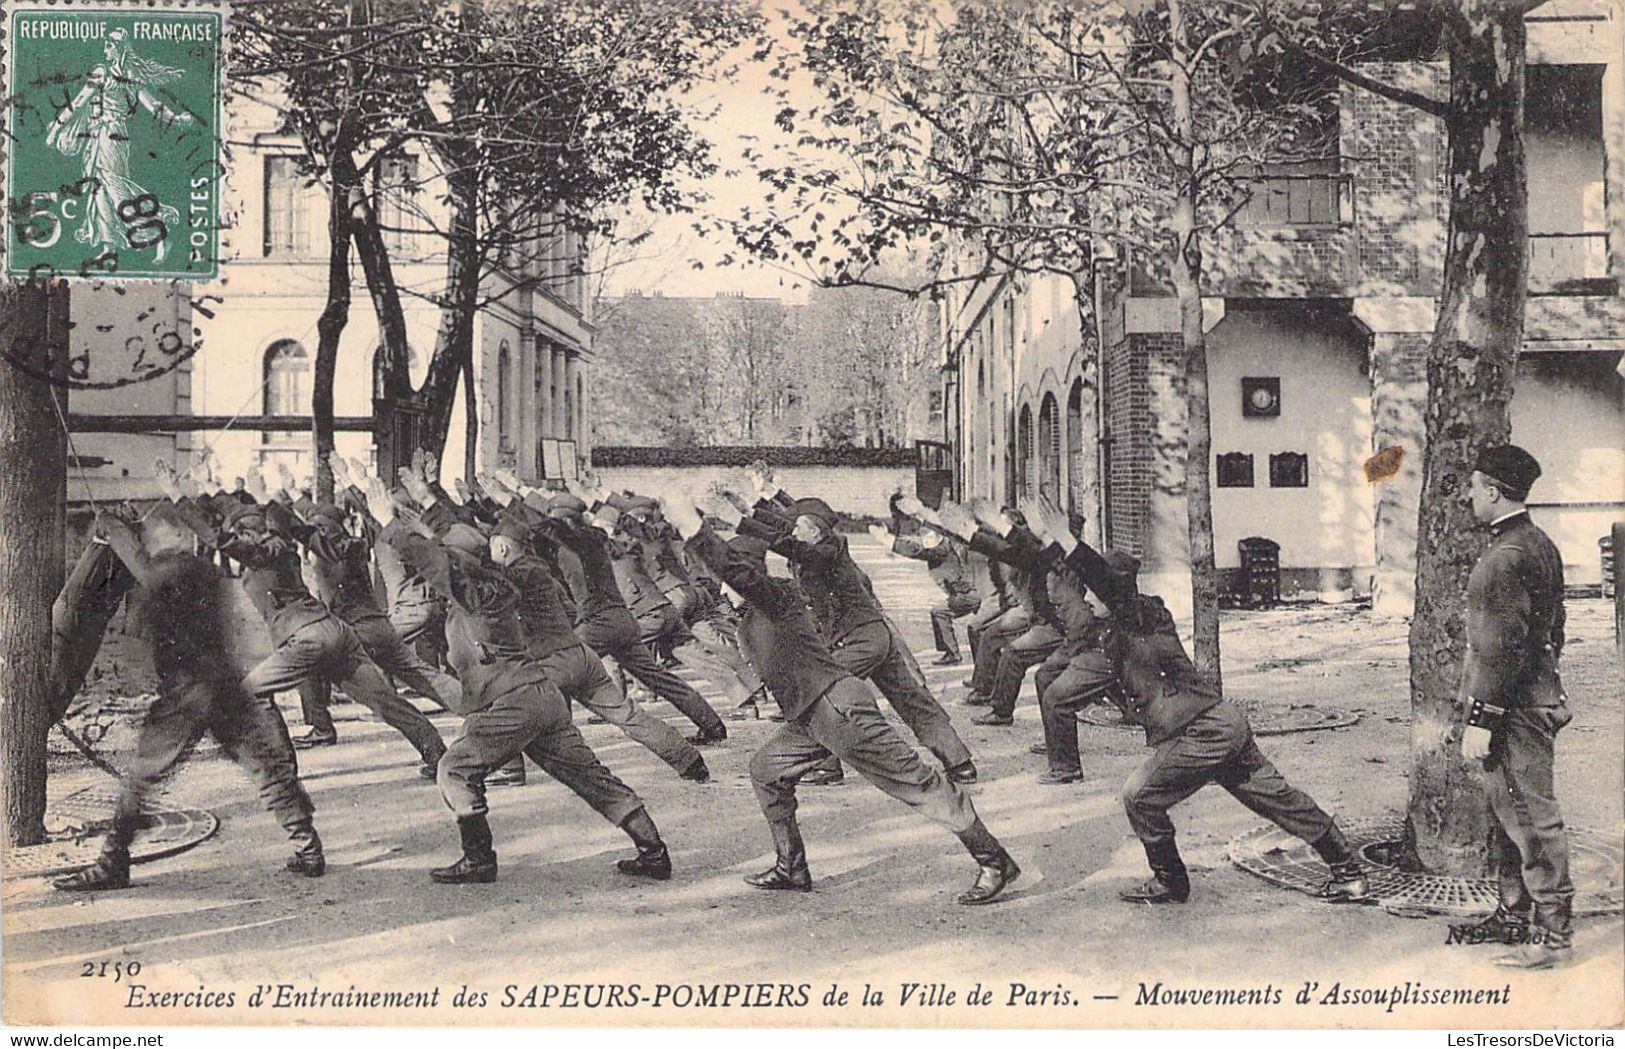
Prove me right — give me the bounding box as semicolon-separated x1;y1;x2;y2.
4;2;225;281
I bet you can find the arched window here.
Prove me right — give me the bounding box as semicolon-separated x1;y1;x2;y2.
497;341;513;448
1038;392;1060;503
1066;380;1084;515
263;339;309;449
1016;403;1034;500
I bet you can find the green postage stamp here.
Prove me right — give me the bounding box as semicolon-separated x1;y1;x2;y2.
5;3;225;281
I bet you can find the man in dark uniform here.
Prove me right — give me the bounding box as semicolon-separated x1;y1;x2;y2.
733;485;976;786
53;508;324;890
1020;497;1369;906
1458;444;1574;970
478;491;710;783
659;490;1019;905
879;521;980;667
535;491;729;747
155;463;447;779
368;466;672;885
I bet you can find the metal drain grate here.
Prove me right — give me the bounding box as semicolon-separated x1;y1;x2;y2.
1079;701;1359;736
3;785;218;880
1230;812;1624;918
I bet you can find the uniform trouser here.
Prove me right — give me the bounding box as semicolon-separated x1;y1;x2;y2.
51;540;136;721
1481;705;1575;945
577;614;726;736
970;608;1032;695
243;616;446;766
537;642;701;773
438;680;644;825
110;671;314;850
828;618;972;770
750;677;976;833
964;598;1008;665
1122;701;1333;862
676;617;762;705
929;592;982;659
1037;647;1118;775
988;622;1065;718
298;614;465;735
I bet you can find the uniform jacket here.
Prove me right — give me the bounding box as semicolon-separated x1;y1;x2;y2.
737;507;885;640
1462;511;1568;716
1065;540;1218;747
685;524;849;723
967;526;1060;631
892;533;977;601
383;510;546;715
172;494;332;644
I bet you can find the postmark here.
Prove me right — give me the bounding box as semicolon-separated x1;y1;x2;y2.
4;2;226;282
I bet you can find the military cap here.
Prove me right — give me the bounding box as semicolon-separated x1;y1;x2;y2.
307;503;346;527
222;502;268;529
621;494;658;514
1102;549;1141;579
1474;443;1541;501
492;516;531;543
790;497;839;528
548;493;588;515
441;523;489;555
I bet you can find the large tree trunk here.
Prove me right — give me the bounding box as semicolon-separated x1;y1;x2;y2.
1168;0;1222;688
420;169;483;470
312;138;356;502
348;158;414;404
0;281;68;847
1404;1;1528;876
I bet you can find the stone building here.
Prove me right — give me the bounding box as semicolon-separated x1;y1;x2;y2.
66;93;592;501
941;0;1624;620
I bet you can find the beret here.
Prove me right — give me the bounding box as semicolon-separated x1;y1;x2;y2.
441;523;489;555
727;535;770;563
790;497;839;528
1475;444;1541;501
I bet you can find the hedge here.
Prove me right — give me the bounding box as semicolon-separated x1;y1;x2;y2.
591;445;916;468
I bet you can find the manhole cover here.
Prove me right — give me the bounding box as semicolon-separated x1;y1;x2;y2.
1229;812;1624;918
2;785;218;880
1079;701;1358;735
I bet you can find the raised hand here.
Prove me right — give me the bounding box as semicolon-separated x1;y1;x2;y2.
185;458;214;495
452;478;472;504
363;476;396;526
866;523;894;548
654;490;704;539
697;486;743;529
153;458;184;501
1017;497;1049;542
748;459;779;498
243;464;270;503
936;500;979;540
397;463;433;507
328;453;354;491
895;493;926;518
1035;494;1077;552
273;460;300;499
494;468;523;493
476;473;513;507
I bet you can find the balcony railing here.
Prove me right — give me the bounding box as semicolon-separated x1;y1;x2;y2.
1529;231;1612;294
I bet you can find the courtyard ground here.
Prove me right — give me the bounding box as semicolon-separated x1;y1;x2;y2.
3;536;1621;1029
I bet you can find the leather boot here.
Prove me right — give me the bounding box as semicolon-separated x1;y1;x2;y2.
686;724;727;746
616;807;672;880
956;818;1020;905
285;822;326;877
1310;822;1370;903
679;755;711;783
1464;906;1532;944
1120;842;1189;904
745;819;812;892
431;815;498;884
53;843;132;892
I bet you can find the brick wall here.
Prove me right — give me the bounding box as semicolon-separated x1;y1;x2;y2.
1347;62;1447;296
1105;332;1181;558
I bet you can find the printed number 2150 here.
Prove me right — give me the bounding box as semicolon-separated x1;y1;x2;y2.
82;960;142;981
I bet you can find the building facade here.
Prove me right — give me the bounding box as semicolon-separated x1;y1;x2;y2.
67;93;592;502
942;0;1625;620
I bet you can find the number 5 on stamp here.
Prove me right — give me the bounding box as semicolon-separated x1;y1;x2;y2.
5;2;225;281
